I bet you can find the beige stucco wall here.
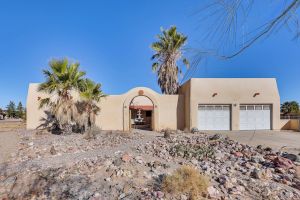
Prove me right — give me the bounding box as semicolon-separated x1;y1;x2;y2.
27;78;281;131
26;84;184;131
281;119;300;131
180;78;281;130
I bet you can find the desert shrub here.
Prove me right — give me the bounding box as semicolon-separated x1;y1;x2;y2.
162;166;210;200
169;143;215;160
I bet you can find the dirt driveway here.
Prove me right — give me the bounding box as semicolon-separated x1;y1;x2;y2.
206;130;300;154
0;120;24;163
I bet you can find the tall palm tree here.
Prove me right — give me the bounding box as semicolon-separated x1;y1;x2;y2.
76;78;106;139
38;58;86;133
151;26;189;94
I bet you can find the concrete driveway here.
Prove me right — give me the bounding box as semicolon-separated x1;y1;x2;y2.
206;130;300;154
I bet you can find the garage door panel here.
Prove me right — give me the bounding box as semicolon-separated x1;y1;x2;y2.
240;105;271;130
198;105;230;130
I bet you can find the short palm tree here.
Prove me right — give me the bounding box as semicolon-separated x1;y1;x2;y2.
76;78;106;139
151;26;189;94
38;58;86;133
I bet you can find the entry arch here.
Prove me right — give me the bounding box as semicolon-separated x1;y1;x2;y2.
123;87;159;131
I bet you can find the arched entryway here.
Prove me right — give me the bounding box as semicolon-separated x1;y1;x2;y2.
129;96;154;130
123;87;159;131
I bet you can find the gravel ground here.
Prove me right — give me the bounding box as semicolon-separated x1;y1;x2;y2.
1;128;300;199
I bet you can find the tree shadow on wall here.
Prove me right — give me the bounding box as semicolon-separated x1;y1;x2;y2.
36;110;86;135
36;111;62;135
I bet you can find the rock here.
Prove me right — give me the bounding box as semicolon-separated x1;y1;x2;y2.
190;127;199;134
50;146;57;155
262;168;273;179
113;158;123;166
273;156;295;169
191;159;198;165
118;193;126;199
104;177;111;182
264;147;272;151
209;134;221;140
214;152;224;160
207;186;221;199
180;194;188;200
233;152;244;157
251;168;262;179
262;187;272;197
251;155;265;163
163;129;171;139
282;153;300;162
154;191;165;199
121;153;132;163
135;156;143;164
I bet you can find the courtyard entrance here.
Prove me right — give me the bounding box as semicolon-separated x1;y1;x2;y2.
129;96;154;130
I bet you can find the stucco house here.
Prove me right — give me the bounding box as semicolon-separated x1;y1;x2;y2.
27;78;283;131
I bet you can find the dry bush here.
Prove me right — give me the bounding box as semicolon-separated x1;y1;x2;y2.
162;165;210;200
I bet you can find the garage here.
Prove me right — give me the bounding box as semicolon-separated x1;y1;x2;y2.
240;105;271;130
198;105;231;130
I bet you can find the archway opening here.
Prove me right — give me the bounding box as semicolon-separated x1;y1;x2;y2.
129;96;154;130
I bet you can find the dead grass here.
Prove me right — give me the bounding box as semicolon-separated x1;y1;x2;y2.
0;121;25;132
162;165;210;200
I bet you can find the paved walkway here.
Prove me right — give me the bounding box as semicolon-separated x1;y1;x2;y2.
206;130;300;154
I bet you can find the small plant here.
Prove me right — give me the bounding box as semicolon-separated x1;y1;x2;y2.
162;165;210;200
170;143;215;160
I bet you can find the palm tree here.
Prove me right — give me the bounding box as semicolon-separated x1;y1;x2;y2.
151;26;189;94
76;79;106;139
38;58;86;133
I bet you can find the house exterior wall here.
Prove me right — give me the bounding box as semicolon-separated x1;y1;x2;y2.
27;78;281;131
180;78;281;130
26;84;184;131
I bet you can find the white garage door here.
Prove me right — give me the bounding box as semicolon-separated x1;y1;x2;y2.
240;105;271;130
198;105;230;130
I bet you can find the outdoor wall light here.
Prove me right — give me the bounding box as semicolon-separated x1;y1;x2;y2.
212;93;218;97
253;92;260;97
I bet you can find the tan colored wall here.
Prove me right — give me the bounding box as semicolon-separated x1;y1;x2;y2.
180;78;281;130
179;80;191;130
26;84;184;131
281;119;300;131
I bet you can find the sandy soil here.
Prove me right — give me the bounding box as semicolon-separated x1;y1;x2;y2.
0;120;25;163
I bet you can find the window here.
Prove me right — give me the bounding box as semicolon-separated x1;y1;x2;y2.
223;106;230;110
255;106;262;110
215;106;222;110
240;106;246;110
247;106;254;110
263;105;270;110
199;106;206;110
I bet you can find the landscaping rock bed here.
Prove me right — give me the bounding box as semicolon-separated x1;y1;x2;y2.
0;130;300;199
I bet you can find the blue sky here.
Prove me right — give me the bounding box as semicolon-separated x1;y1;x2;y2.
0;0;299;108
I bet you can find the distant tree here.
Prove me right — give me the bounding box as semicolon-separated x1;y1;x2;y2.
6;101;16;118
16;102;24;119
151;26;189;94
281;101;299;115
